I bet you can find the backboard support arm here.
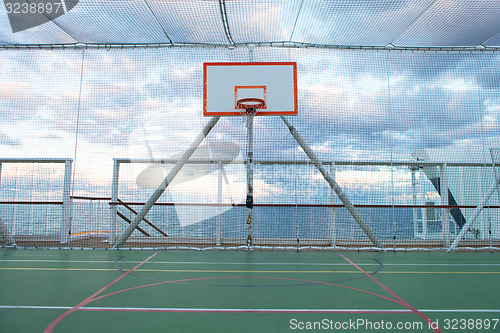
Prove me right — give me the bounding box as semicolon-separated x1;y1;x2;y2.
114;116;221;248
448;176;500;251
280;116;384;250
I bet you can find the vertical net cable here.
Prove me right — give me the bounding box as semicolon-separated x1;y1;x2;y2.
386;51;397;249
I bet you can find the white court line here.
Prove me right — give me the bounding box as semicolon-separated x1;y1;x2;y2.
0;305;73;310
0;259;499;266
1;305;500;313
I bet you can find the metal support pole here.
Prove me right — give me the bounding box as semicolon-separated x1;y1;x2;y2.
245;117;254;247
60;159;73;244
410;166;418;238
448;176;500;251
216;161;222;246
419;167;427;239
478;167;485;238
109;159;120;245
440;164;450;247
114;116;220;248
329;162;337;246
280;116;383;249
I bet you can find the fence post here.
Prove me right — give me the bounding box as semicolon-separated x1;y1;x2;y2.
441;163;450;247
419;166;427;239
329;162;337;247
410;166;418;238
216;161;222;246
110;159;120;245
60;159;73;244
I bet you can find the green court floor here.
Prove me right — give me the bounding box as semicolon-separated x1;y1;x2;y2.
0;249;499;332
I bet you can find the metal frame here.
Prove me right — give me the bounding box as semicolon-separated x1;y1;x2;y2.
2;42;500;52
110;156;500;250
0;158;73;244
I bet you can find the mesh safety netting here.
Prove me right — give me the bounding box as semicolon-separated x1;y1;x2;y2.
1;46;500;250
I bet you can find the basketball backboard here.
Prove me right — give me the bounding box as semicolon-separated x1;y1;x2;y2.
203;62;298;116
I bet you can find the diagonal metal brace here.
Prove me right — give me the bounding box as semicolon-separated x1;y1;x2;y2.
114;116;220;248
280;116;384;250
448;176;500;251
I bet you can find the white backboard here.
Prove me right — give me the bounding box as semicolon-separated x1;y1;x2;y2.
203;62;298;116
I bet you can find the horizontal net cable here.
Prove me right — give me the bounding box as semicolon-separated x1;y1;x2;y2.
2;43;500;52
1;0;499;47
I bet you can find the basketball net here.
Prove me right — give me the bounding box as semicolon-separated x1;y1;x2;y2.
236;98;265;127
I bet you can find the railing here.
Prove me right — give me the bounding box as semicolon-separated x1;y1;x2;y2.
1;157;499;250
110;158;500;250
0;158;72;244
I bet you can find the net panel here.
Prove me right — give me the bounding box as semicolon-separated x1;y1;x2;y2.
1;1;499;47
225;0;303;44
43;0;170;44
147;0;229;44
1;47;499;250
0;161;68;246
290;0;435;46
392;0;500;47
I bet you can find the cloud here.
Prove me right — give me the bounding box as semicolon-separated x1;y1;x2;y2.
0;81;37;122
399;53;465;79
475;60;500;90
2;47;500;202
0;131;22;146
289;50;493;159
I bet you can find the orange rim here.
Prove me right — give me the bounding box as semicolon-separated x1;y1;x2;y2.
236;98;266;111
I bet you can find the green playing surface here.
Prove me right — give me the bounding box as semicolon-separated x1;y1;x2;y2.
0;249;499;333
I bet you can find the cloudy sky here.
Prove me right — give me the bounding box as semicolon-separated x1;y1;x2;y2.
1;47;499;204
1;1;500;207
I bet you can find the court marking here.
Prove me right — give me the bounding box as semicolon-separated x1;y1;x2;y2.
339;254;441;333
113;257;385;287
43;251;159;333
40;256;440;332
2;259;500;266
40;274;413;332
1;267;499;274
0;252;492;332
42;270;439;331
89;275;401;305
3;305;500;313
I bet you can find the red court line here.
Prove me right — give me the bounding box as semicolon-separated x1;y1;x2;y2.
339;254;442;333
45;255;437;331
43;252;159;333
90;276;403;306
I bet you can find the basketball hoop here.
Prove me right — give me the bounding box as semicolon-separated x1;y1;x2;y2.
236;98;265;127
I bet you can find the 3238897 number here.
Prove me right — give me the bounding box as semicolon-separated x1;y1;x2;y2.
443;318;499;330
5;2;63;14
